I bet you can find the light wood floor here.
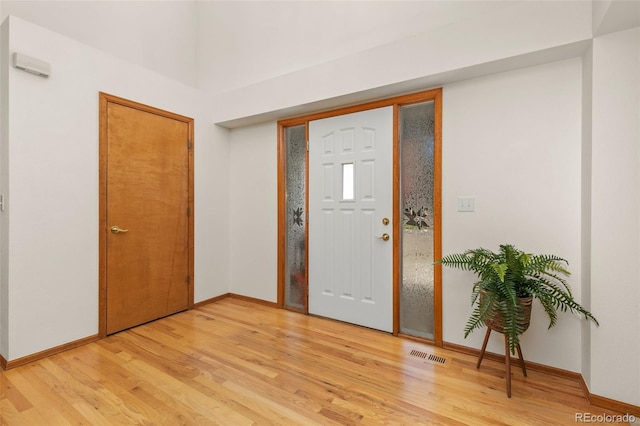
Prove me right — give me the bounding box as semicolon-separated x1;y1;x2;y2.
0;298;627;425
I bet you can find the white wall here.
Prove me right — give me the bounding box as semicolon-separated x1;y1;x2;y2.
593;0;640;37
210;1;591;127
442;58;584;371
0;16;9;358
196;1;511;95
590;26;640;406
194;124;230;304
0;1;198;87
592;0;613;35
580;44;594;387
0;16;228;361
228;122;278;302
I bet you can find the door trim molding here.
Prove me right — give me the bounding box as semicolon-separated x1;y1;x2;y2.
98;92;195;337
277;88;443;345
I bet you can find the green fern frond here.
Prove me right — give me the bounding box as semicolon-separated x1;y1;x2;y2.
437;244;599;350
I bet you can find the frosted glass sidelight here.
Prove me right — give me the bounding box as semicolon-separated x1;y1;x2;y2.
399;101;435;339
285;125;307;309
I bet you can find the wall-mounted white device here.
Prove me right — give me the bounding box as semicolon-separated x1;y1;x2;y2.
12;52;50;78
457;196;475;212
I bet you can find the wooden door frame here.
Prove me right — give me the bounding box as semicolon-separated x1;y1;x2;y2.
98;92;195;338
277;88;443;346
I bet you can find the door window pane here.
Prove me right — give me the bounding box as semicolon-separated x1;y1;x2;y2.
342;163;354;200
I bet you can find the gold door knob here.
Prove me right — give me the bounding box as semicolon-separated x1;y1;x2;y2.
110;225;129;234
382;217;390;225
380;233;390;241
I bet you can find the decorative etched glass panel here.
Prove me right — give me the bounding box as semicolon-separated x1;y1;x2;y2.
285;125;306;309
400;101;435;339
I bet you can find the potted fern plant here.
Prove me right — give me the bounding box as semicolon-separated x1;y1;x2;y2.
436;244;598;354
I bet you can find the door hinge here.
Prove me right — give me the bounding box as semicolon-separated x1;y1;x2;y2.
187;207;191;217
186;276;191;286
187;139;192;150
306;140;309;152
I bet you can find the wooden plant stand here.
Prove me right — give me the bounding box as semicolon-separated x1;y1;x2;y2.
476;327;527;398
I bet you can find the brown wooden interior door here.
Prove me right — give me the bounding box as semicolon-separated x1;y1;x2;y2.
104;98;191;334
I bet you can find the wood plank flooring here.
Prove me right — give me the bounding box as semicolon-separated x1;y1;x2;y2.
0;298;628;425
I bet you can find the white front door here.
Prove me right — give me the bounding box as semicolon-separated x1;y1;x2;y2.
308;106;393;332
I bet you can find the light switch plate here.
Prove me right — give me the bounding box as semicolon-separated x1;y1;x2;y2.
457;196;475;212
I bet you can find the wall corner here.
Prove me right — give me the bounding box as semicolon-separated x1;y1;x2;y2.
580;41;593;388
0;15;11;360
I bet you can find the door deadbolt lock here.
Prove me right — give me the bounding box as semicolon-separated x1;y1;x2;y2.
382;217;390;226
